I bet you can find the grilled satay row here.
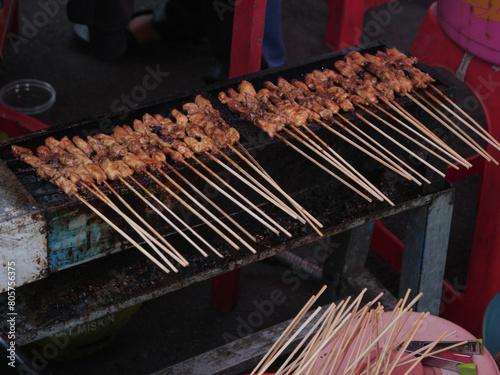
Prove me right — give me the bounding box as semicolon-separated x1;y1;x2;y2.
218;47;435;137
12;95;241;196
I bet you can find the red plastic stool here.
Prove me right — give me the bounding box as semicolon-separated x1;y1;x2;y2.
371;2;500;338
210;0;267;313
324;0;397;50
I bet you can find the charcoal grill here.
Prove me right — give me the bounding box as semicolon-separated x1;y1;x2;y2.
0;42;455;346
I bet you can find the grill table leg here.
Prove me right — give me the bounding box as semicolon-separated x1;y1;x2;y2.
399;189;454;315
320;222;375;303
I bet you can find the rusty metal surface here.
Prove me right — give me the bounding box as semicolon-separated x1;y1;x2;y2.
0;161;47;290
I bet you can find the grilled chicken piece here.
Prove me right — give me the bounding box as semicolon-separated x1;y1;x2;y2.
238;80;257;96
171;109;188;126
172;139;194;158
100;159;123;181
184;137;208;153
163;147;185;163
36;145;58;163
60;136;90;162
86;164;107;184
73;136;94;157
122;153;147;173
52;176;78;195
87;136;109;157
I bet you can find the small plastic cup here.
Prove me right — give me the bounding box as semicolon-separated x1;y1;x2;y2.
0;79;56;115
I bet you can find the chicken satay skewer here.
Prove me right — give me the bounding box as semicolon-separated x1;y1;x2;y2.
261;79;417;183
57;136;186;267
220;89;383;199
108;126;241;252
73;134;189;265
231;142;325;232
147;112;297;222
55;148;181;270
44;138;180;270
153;168;256;253
374;48;500;151
344;52;472;168
13;145;174;274
167;110;304;223
309;69;444;181
153;116;293;237
423;89;500;151
409;90;498;164
427;83;500;150
332;60;464;169
162;162;257;242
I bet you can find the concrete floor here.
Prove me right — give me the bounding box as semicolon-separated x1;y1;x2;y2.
0;1;483;374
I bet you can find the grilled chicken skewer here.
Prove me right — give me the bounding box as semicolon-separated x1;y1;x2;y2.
11;145;174;274
219;90;376;202
132;114;293;237
45;136;186;270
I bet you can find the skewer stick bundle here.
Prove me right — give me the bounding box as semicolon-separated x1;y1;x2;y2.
250;288;468;375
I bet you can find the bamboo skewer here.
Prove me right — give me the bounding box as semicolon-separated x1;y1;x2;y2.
316;118;415;182
251;285;328;375
296;124;393;205
230;143;324;237
359;104;458;170
75;193;172;274
289;125;388;203
355;113;446;178
134;173;228;257
232;142;323;229
119;176;210;258
84;183;180;272
180;159;281;236
371;102;463;169
337;113;430;184
381;97;472;169
156;168;256;254
428;83;500;149
207;151;304;222
408;92;498;164
277;129;373;202
423;89;500;152
163;162;257;243
190;155;293;238
213;149;307;223
100;181;188;267
281;127;375;202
